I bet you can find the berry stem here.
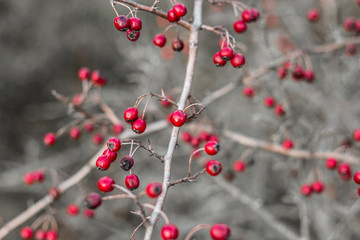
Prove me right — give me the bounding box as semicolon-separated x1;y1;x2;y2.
141;95;153;119
184;224;211;240
188;148;205;177
143;203;170;224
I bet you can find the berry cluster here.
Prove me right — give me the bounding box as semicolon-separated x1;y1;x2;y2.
167;3;187;22
124;107;146;134
213;45;245;68
96;137;121;170
277;62;315;83
233;8;260;34
181;130;219;158
23;170;45;185
114;15;143;42
300;181;325;197
79;67;107;86
20;227;58;240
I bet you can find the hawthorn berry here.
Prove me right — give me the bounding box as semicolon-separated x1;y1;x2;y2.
358;187;360;197
78;67;90;80
83;209;96;218
190;137;201;147
325;158;337;169
312;181;325;193
170;110;187;127
46;230;58;240
345;43;357;56
307;9;320;22
209;134;220;142
206;160;223;176
91;70;106;86
92;133;104;145
199;131;211;142
129;17;142;31
251;8;260;21
33;170;45;183
69;127;81;140
205;141;220;155
120;156;134;171
35;229;47;240
113;123;124;134
230;53;245;68
243;86;254;97
353;129;360;141
160;95;173;108
219;47;234;61
355;20;360;34
233;20;247;33
127;29;140;41
103;149;117;162
153;34;167;48
301;184;312;197
96;155;111;171
277;66;287;79
124;107;139;123
264;96;276;107
49;187;61;199
172;38;184;52
213;52;227;67
84;192;102;209
67;204;80;216
132;119;147;134
72;94;83;106
304;70;315;83
146;182;163;198
242;9;253;22
161;223;179;240
44;132;56;146
20;227;33;239
107;137;121;152
282;139;294;149
338;163;352;181
23;172;35;185
114;15;130;31
125;174;140;190
292;65;304;80
233;160;246;172
98;176;115;192
343;17;356;32
84;122;94;132
173;3;187;17
274;104;285;116
167;9;180;22
210;223;231;240
181;131;192;143
354;171;360;184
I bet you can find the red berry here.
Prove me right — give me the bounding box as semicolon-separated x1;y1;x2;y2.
84;192;102;209
67;204;80;216
353;129;360;141
292;65;304;80
83;209;96;218
233;160;246;172
35;229;47;240
219;47;234;61
161;223;179;240
210;223;231;240
92;133;104;145
96;155;111;171
358;187;360;197
173;3;187;17
91;70;106;86
170;110;187;127
23;172;35;185
46;230;58;240
304;70;315;83
243;86;254;97
307;8;320;22
325;158;337;169
124;107;139;123
113;123;124;134
114;15;130;31
160;95;173;108
132;119;147;134
338;163;352;180
209;134;220;142
344;17;356;32
206;160;223;176
33;170;45;183
205;141;220;155
20;227;33;239
190;137;201;147
301;184;312;196
172;38;184;52
199;131;211;142
107;137;121;152
153;34;167;48
230;53;245;68
274;104;285;116
233;20;247;33
213;52;227;67
167;9;180;22
264;96;276;107
345;43;358;56
355;20;360;34
103;149;117;162
242;9;253;22
282;139;294;149
181;131;192;143
84;122;94;132
72;93;83;106
44;132;56;146
283;61;292;70
120;156;134;171
78;67;90;80
98;176;115;192
146;182;162;198
218;38;229;49
312;181;325;193
354;171;360;184
277;66;287;79
125;174;140;190
127;29;140;41
69;127;81;140
129;17;142;31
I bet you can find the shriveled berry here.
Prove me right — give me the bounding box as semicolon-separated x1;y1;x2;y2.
78;67;90;80
67;204;80;216
213;52;227;67
301;184;312;196
219;47;234;61
173;3;187;17
132;119;147;134
312;181;324;193
92;133;104;145
274;104;285;116
172;38;184;52
170;110;187;127
69;127;81;140
129;17;142;31
83;209;96;218
107;137;121;152
264;96;276;107
161;223;179;240
96;155;111;171
113;123;124;134
210;223;231;240
344;17;356;32
167;9;180;22
98;176;115;192
35;229;47;240
23;172;35;185
230;53;245;68
114;15;130;31
127;29;140;41
20;227;33;239
325;158;337;169
125;174;140;190
181;131;192;143
205;141;220;155
84;192;102;209
206;160;223;176
233;160;246;172
46;230;58;240
153;34;167;48
124;107;139;123
146;182;162;198
307;9;320;22
243;86;254;97
282;139;294;149
44;132;56;146
103;149;117;162
120;156;134;171
354;171;360;184
233;20;247;33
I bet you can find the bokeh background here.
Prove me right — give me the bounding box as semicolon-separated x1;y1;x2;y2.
1;0;360;239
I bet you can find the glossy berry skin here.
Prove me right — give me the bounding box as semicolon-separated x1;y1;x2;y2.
304;70;315;83
181;131;192;143
233;20;247;33
44;132;56;146
301;184;312;196
92;133;104;145
84;192;102;209
173;3;187;17
125;174;140;190
23;172;35;185
230;53;245;68
46;230;58;240
83;209;96;218
172;38;184;52
343;17;356;32
146;182;163;198
124;107;139;123
264;96;276;107
69;127;81;140
98;176;115;192
233;160;246;172
170;110;187;127
243;87;254;97
282;139;294;149
242;9;253;22
35;229;47;240
161;224;179;240
67;204;80;216
167;9;180;22
277;66;287;79
113;123;124;134
219;47;234;61
153;34;167;47
354;171;360;184
213;52;227;67
78;67;90;80
114;15;130;31
312;181;325;193
127;29;140;41
292;65;304;80
20;226;33;239
120;156;134;171
325;158;337;169
353;129;360;141
49;187;61;199
210;223;231;240
84;122;94;132
103;149;117;162
96;155;111;171
33;170;45;183
205;141;220;155
274;104;285;116
132;119;147;134
307;9;320;22
345;43;357;56
129;17;142;31
107;137;121;152
206;160;223;176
